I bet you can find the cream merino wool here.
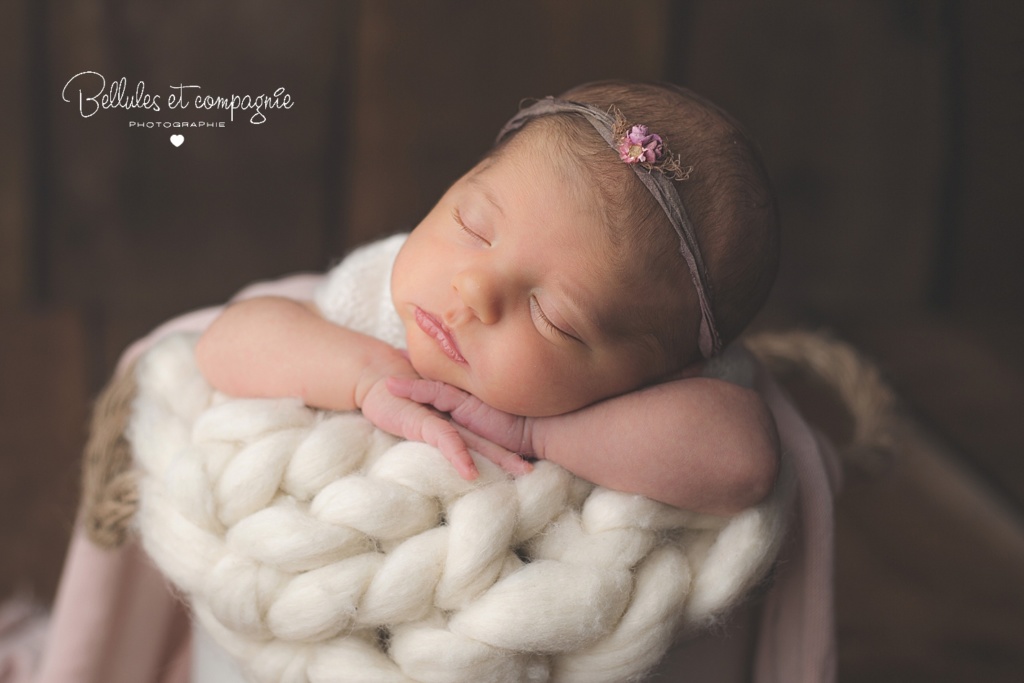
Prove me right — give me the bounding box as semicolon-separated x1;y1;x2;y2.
128;236;794;683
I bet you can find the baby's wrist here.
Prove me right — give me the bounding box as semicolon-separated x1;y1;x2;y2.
353;347;415;408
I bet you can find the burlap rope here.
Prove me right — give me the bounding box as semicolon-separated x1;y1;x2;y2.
79;359;140;548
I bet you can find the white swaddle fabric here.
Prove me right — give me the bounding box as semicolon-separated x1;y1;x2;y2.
129;235;795;683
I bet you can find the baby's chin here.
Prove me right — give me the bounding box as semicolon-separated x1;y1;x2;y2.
469;385;591;419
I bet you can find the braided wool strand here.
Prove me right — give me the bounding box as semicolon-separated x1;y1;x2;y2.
130;334;793;683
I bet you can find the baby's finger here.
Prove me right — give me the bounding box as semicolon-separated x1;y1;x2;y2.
425;417;479;480
457;426;533;476
385;376;417;398
387;377;470;413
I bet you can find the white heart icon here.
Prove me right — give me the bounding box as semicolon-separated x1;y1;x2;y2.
170;135;184;147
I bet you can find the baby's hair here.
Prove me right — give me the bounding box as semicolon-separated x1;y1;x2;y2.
492;81;780;368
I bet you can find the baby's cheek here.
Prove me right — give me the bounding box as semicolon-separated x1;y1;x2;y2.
466;369;537;416
484;377;578;418
472;347;583;416
404;339;445;383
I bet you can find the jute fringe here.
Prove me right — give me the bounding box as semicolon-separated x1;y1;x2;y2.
746;329;899;471
79;361;140;549
79;330;899;549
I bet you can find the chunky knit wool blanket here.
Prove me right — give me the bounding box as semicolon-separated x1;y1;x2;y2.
130;334;793;683
127;236;795;683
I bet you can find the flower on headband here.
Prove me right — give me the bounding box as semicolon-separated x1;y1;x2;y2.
618;124;664;165
609;108;692;181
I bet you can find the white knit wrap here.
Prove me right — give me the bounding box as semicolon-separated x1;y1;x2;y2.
128;236;795;683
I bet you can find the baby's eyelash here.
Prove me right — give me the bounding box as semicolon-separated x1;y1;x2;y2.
452;208;489;245
530;296;577;342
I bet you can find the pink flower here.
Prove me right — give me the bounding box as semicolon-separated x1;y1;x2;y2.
617;124;664;164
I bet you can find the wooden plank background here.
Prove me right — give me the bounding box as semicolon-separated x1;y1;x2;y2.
2;1;1023;680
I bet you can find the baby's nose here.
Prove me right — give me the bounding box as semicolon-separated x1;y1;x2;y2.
451;268;502;325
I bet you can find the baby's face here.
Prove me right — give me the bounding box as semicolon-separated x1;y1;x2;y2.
391;138;679;417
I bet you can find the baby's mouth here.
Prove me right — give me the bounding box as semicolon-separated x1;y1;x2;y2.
414;308;467;364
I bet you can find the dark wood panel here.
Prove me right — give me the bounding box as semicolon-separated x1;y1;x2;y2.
677;1;949;317
0;0;32;308
952;1;1024;314
0;311;88;603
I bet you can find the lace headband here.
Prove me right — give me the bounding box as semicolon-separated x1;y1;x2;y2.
496;97;721;358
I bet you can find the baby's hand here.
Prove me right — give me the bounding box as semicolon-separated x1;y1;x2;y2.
361;377;531;479
386;377;536;463
359;377;478;479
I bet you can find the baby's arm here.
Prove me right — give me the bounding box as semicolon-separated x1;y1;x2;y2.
195;296;529;479
196;296;408;410
533;378;778;515
390;376;779;516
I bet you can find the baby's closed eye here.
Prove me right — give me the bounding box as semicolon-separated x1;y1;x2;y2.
452;207;491;246
530;295;579;343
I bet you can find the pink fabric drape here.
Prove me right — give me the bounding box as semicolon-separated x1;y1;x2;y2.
33;535;191;683
753;367;842;682
19;272;837;683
